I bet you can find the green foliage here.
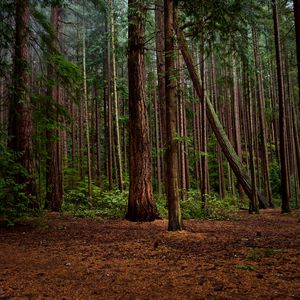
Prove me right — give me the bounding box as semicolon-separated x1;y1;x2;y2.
155;190;240;220
269;160;281;199
205;194;240;220
0;140;33;224
62;181;128;219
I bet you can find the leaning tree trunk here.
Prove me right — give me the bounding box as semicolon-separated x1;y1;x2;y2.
165;0;182;231
9;0;35;205
272;0;290;213
127;0;157;222
174;16;269;209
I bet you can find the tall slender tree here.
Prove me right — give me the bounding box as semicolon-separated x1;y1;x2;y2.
165;0;182;231
293;0;300;109
46;5;64;211
272;0;290;213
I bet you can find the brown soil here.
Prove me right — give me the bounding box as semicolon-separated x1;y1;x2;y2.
0;209;299;300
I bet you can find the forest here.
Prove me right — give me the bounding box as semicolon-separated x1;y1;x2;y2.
0;0;300;299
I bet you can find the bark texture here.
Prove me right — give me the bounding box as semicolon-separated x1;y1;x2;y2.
46;6;63;211
127;0;157;222
9;0;35;203
165;0;182;231
272;0;290;213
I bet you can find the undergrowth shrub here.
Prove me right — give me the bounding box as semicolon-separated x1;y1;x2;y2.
63;181;128;219
0;143;35;225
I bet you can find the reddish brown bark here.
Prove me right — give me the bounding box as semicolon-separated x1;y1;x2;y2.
272;0;290;213
46;6;63;211
165;0;182;231
293;0;300;109
9;0;35;202
155;0;166;189
127;0;157;221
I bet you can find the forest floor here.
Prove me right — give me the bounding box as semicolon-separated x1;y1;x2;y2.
0;209;300;300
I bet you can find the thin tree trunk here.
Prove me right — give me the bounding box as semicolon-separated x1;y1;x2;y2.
155;0;166;190
293;0;300;110
272;0;290;213
153;73;162;194
82;23;92;198
244;63;259;213
232;54;244;198
95;86;102;186
109;0;123;191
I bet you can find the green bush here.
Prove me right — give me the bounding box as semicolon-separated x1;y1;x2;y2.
62;185;128;219
0;143;34;224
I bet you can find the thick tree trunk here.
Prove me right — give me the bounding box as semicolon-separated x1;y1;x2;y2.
174;18;269;208
165;0;182;231
9;0;35;204
272;0;290;213
127;0;157;222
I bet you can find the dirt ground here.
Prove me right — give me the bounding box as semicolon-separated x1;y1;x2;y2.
0;209;299;300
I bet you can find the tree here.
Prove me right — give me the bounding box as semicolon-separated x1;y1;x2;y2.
165;0;182;231
45;5;64;211
293;0;300;108
8;0;35;205
272;0;290;213
174;16;269;209
127;0;157;221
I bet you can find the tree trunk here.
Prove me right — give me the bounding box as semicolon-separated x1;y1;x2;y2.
104;16;113;190
272;0;290;213
165;0;182;231
8;0;35;205
293;0;300;110
82;23;92;198
127;0;157;222
155;0;166;190
252;28;273;207
232;54;244;198
45;6;63;211
109;0;123;192
174;18;269;208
